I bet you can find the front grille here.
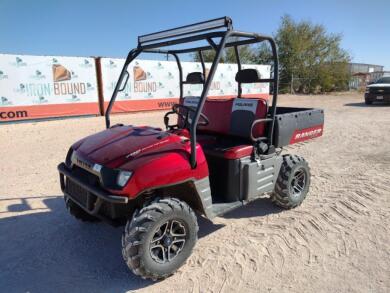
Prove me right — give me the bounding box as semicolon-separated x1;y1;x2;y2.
370;87;390;94
72;166;100;185
65;178;89;206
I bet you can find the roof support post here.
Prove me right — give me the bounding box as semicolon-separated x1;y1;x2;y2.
189;32;230;168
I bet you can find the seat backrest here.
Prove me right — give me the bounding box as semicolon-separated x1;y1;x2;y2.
178;96;268;140
230;99;262;138
185;72;204;84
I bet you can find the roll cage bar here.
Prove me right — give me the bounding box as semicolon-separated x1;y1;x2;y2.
105;16;279;169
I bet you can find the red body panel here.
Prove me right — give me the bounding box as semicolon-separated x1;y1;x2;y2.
72;125;209;198
222;145;254;159
119;143;208;197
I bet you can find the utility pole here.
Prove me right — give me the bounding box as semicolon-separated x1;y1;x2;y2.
290;72;294;94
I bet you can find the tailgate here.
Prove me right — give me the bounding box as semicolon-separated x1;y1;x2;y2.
273;107;324;147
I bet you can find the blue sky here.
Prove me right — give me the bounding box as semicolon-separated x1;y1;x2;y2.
1;0;389;69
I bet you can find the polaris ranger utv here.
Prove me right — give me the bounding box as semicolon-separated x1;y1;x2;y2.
58;17;324;280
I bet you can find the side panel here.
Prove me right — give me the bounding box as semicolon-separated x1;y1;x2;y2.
204;153;241;203
274;108;324;147
241;155;282;200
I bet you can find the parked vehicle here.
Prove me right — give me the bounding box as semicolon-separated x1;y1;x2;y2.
365;76;390;104
58;17;324;280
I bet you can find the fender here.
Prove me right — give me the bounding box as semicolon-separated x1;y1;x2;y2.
110;142;209;198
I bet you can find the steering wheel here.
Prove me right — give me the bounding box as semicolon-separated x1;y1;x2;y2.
164;104;209;130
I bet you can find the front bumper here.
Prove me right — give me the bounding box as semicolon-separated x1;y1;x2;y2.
58;163;129;219
365;93;390;102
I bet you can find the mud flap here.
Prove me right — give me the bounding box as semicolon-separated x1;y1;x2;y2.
193;176;214;218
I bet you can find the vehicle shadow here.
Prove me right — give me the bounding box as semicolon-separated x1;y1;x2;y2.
197;216;225;239
222;197;283;219
0;196;153;293
344;102;390;107
0;196;227;293
0;196;280;292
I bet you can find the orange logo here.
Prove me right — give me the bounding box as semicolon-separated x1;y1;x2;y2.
133;66;146;81
52;64;71;82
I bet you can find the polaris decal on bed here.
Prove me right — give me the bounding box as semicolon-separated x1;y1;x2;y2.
289;125;324;144
232;98;258;113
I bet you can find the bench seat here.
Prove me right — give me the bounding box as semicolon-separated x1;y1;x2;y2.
179;96;269;159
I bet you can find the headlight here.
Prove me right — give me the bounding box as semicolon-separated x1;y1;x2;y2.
92;163;102;173
71;150;77;163
365;87;370;93
117;170;133;187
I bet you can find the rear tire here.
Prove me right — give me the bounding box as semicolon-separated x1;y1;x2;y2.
271;154;310;209
64;196;101;222
365;99;373;105
122;198;198;280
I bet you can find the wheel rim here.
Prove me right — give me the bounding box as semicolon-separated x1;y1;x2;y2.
150;219;186;264
290;168;306;198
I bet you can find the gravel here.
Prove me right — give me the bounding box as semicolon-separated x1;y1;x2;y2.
0;92;389;293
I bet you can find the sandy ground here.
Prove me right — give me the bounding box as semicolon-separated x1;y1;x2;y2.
0;92;389;293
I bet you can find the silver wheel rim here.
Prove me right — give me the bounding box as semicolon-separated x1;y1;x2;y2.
150;219;186;264
290;168;306;198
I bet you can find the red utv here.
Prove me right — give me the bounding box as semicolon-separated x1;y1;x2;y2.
58;17;324;280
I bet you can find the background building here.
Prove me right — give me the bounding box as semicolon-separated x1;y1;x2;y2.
349;62;390;89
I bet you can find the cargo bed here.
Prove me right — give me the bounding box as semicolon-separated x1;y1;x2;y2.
273;107;324;147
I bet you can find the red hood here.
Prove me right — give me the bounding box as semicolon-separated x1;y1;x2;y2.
73;125;187;168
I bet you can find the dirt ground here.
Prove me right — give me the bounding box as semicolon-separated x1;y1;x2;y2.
0;92;389;293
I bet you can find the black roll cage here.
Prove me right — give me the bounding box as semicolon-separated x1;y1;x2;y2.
105;17;279;169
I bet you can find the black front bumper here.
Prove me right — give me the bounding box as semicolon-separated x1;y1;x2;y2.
58;163;129;219
365;93;390;102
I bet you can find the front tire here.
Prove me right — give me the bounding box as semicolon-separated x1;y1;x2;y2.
122;198;198;280
271;154;311;209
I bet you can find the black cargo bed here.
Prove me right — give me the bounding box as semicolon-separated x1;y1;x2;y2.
273;107;324;147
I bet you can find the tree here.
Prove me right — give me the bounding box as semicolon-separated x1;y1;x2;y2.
192;15;350;93
253;43;274;65
192;39;256;64
224;44;256;64
192;50;218;63
275;15;350;93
